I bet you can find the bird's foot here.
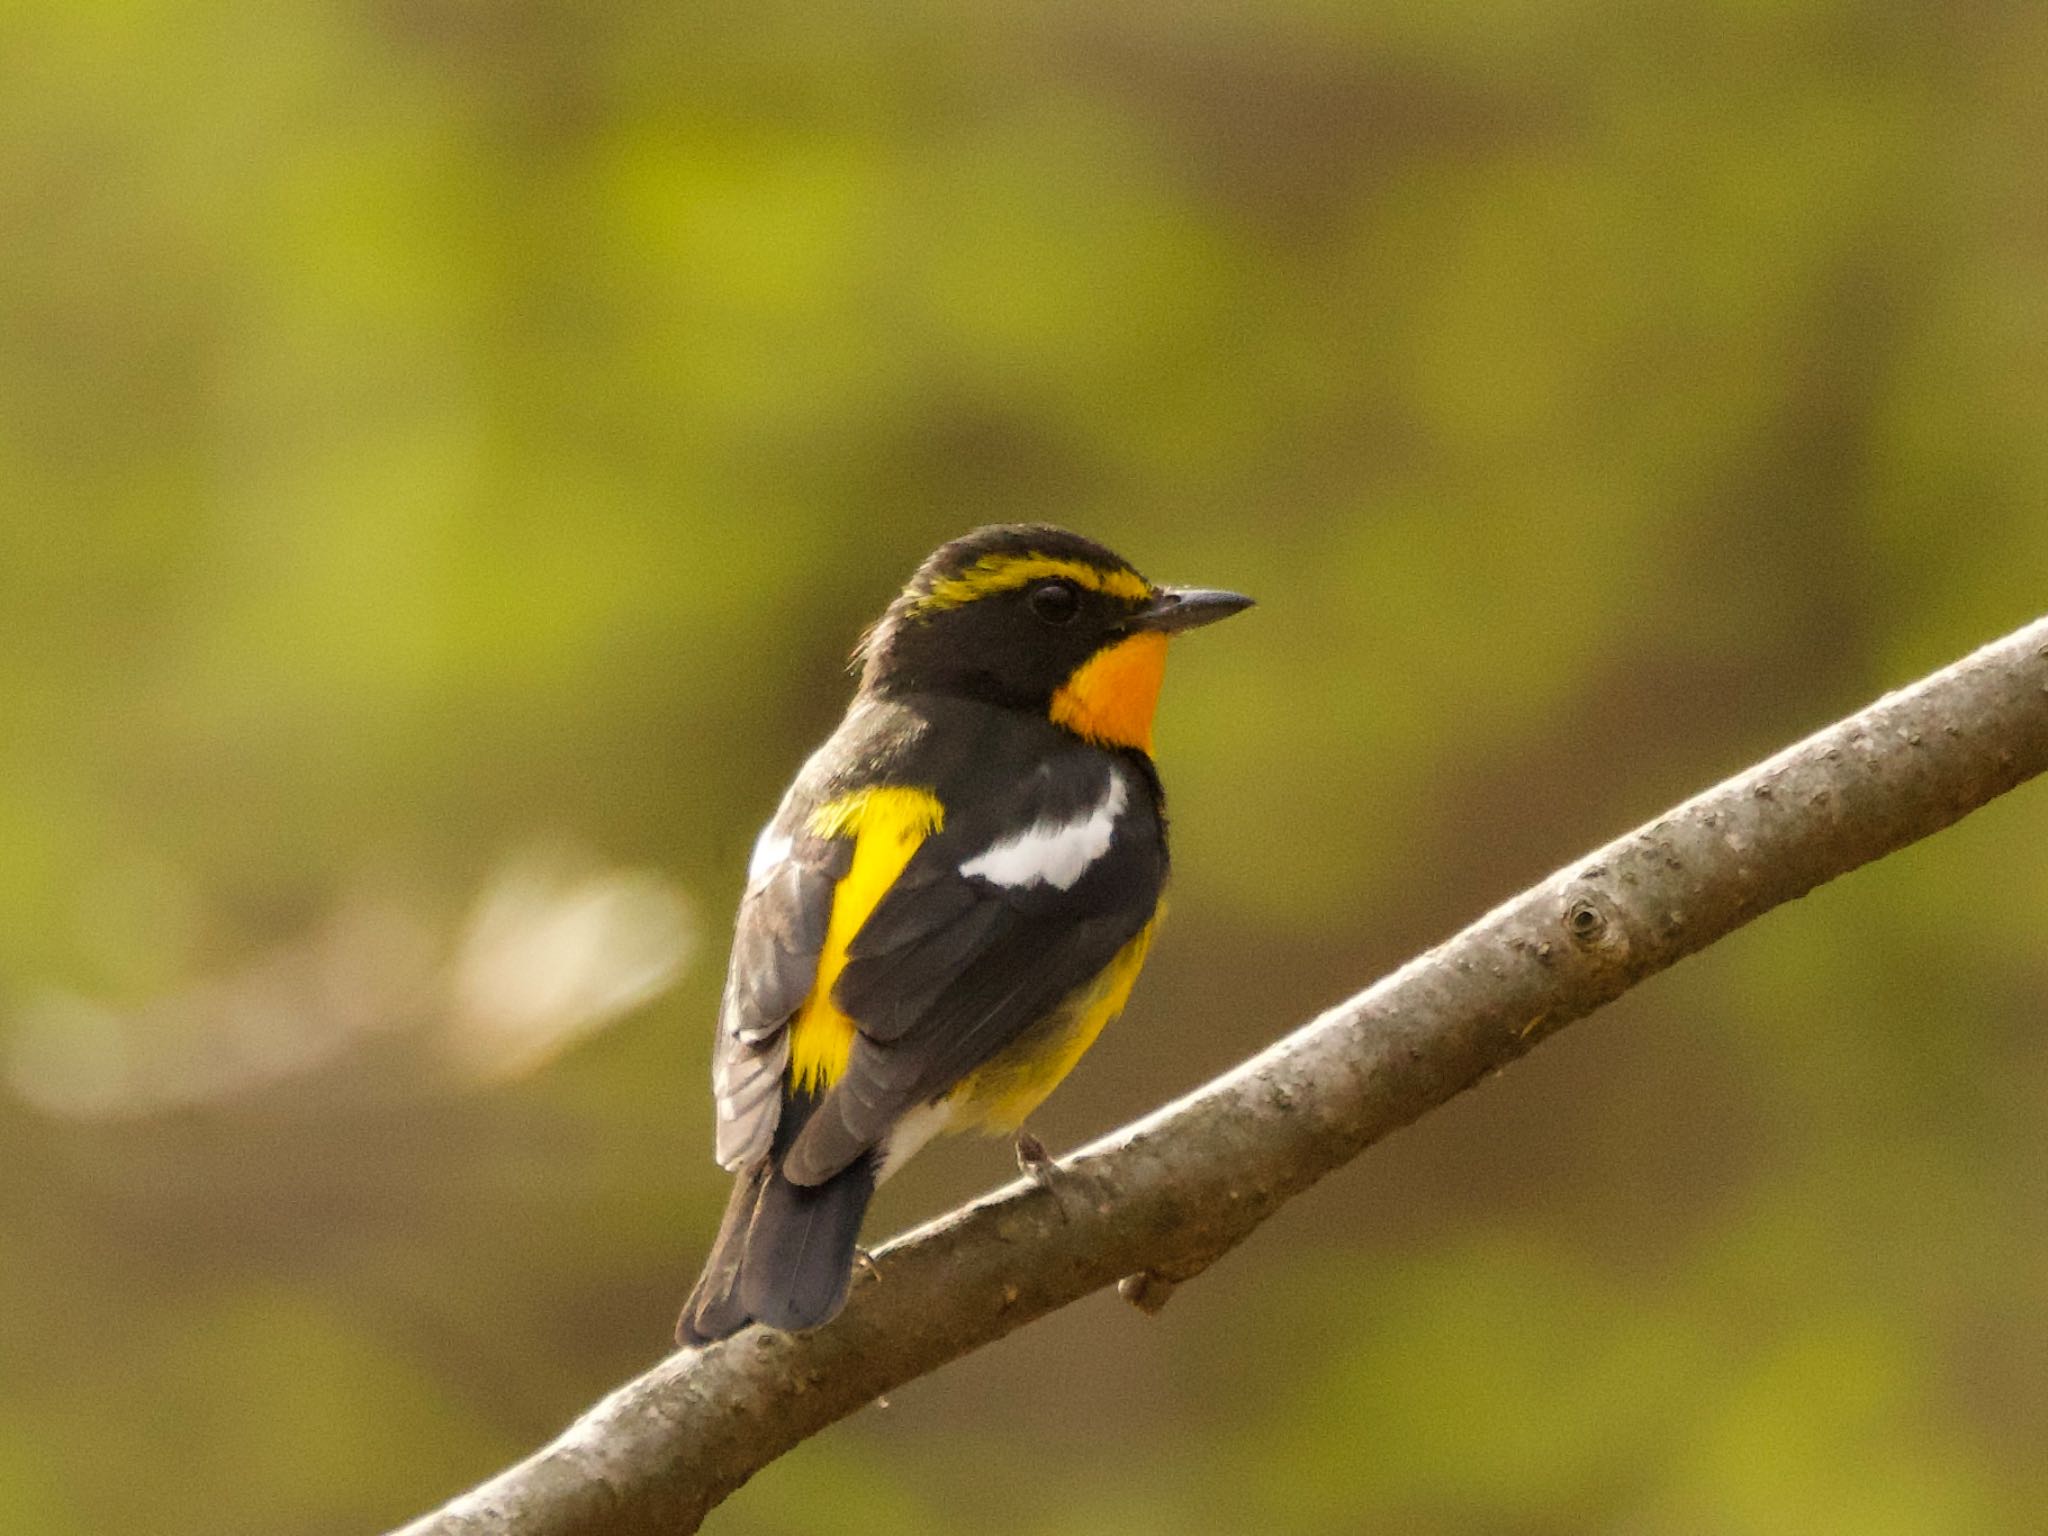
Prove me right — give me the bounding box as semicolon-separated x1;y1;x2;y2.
852;1247;882;1286
1014;1128;1053;1179
1014;1130;1072;1219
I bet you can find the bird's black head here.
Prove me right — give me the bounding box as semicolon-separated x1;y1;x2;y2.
857;524;1251;752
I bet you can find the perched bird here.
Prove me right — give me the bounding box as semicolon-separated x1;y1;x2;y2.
678;524;1251;1343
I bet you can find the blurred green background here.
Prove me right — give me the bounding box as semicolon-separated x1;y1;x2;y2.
6;1;2048;1532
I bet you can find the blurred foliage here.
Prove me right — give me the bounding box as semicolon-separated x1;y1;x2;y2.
5;0;2048;1531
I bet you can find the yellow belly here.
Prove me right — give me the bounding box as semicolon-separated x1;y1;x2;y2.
946;912;1160;1132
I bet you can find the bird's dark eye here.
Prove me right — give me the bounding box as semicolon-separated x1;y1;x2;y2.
1028;579;1082;625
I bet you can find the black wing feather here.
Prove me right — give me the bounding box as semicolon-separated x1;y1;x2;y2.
710;832;847;1171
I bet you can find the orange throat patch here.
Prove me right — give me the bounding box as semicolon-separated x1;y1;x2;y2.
1050;631;1169;752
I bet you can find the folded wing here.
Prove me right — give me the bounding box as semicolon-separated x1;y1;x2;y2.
783;757;1164;1185
710;826;847;1170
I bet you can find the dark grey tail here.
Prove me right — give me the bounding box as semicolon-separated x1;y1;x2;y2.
677;1161;768;1344
677;1152;877;1346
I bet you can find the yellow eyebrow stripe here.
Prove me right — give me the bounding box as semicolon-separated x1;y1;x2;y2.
914;554;1152;612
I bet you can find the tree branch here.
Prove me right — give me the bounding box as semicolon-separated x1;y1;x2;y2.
391;616;2048;1536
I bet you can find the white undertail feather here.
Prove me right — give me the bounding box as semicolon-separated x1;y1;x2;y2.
876;1100;954;1182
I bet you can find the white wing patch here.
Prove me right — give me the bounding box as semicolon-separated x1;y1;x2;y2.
746;826;792;887
958;770;1127;891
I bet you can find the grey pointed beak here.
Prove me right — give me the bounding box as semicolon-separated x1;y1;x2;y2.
1131;586;1255;634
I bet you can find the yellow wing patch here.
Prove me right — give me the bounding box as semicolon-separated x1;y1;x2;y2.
787;786;945;1093
915;553;1152;613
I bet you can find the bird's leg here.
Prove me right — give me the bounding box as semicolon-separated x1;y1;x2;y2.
1014;1128;1052;1178
852;1247;882;1285
1014;1129;1072;1218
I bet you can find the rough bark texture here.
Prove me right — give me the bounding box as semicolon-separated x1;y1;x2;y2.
391;616;2048;1536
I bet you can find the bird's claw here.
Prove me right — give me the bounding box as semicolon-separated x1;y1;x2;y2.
1014;1129;1052;1178
1014;1130;1072;1218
